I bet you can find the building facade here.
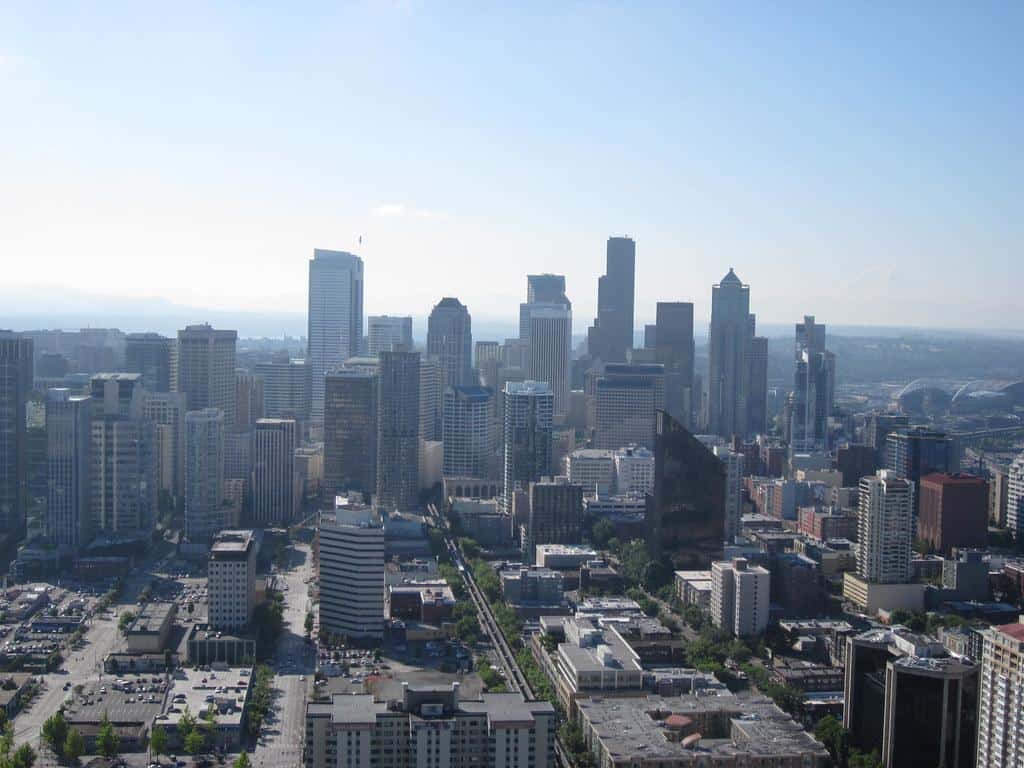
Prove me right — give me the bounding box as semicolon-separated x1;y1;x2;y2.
45;388;93;554
586;236;635;363
323;369;378;498
442;386;493;479
502;381;554;514
367;315;413;357
208;529;257;631
252;418;296;526
185;408;225;546
176;324;237;430
377;349;421;512
711;557;770;637
318;504;385;639
426;297;473;392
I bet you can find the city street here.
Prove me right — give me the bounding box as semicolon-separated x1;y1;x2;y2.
252;541;314;768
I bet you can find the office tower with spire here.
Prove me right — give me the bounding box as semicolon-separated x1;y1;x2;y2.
427;297;473;391
252;418;296;526
185;408;225;547
707;269;767;439
45;388;93;554
367;315;413;357
307;249;365;424
177;323;237;430
0;332;33;541
502;381;554;513
654;302;695;426
323;368;378;498
443;385;493;479
587;237;636;363
125;332;173;393
377;348;421;512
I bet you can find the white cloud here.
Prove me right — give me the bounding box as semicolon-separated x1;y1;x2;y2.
369;203;445;220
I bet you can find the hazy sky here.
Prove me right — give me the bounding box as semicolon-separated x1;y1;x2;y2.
1;2;1021;331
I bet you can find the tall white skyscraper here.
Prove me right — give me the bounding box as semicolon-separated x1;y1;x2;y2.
1007;451;1024;537
367;315;413;357
526;304;572;421
713;445;744;544
442;385;493;479
857;470;914;584
318;502;384;640
185;408;225;546
307;249;365;424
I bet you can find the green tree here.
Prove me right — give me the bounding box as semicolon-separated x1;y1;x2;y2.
149;725;168;758
11;742;35;768
233;751;251;768
117;611;136;633
177;706;197;737
41;711;69;757
95;712;120;758
184;729;206;757
64;729;85;764
590;518;616;549
304;612;314;634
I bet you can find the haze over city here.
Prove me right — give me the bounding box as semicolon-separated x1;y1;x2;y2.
2;3;1021;331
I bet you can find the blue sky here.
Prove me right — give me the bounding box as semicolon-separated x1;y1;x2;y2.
1;2;1021;331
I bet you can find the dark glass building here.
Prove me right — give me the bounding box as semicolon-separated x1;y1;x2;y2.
587;236;635;363
323;369;378;497
125;332;173;393
645;410;725;569
0;332;33;542
377;348;420;512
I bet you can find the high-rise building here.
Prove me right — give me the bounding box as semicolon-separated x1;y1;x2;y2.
790;349;835;453
176;323;237;429
654;302;695;427
746;334;769;437
795;315;826;359
857;471;914;584
45;388;93;554
867;413;909;466
524;476;583;558
917;473;988;555
565;449;616;497
713;446;744;544
502;381;554;514
587;236;636;363
318;503;384;639
844;628;978;768
442;386;493;479
526;304;572;420
0;332;33;541
427;297;473;391
208;529;257;632
977;623;1024;767
645;410;726;569
887;427;955;518
836;444;878;487
707;269;750;438
367;315;413;357
989;465;1009;526
418;356;443;443
377;348;420;512
589;364;664;450
1006;452;1024;538
143;392;187;500
643;324;657;350
185;408;225;546
125;332;173;393
255;359;311;426
89;373;157;535
252;418;296;526
307;249;365;424
520;273;571;339
234;370;264;434
711;557;770;638
323;369;378;498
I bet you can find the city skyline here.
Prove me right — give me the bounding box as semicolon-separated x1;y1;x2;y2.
1;4;1021;332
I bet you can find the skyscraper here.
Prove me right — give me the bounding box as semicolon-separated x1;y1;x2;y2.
323;368;378;498
185;408;225;546
746;333;769;437
377;348;420;512
708;269;759;438
917;473;988;555
427;297;473;391
234;369;264;434
45;388;93;554
654;302;695;426
307;249;365;423
713;445;744;544
367;315;413;357
0;332;32;541
977;623;1024;766
125;332;173;393
525;476;584;557
318;503;385;640
144;392;187;500
795;315;826;359
588;363;665;450
857;471;914;584
790;351;835;453
255;359;311;425
252;418;296;526
418;356;443;443
711;558;770;638
442;385;493;479
89;373;157;535
176;323;237;430
526;304;572;420
587;237;636;363
645;410;726;569
502;381;554;513
519;274;570;340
